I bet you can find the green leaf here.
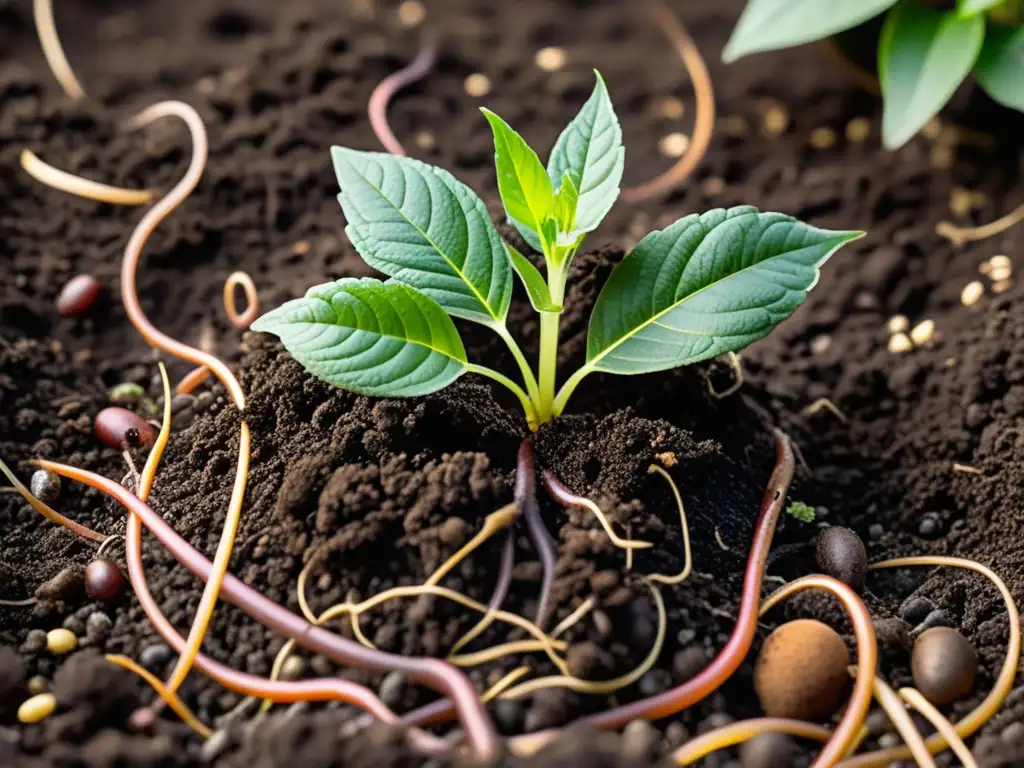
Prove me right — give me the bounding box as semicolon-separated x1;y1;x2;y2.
505;241;561;313
251;278;467;397
331;147;512;326
878;3;985;148
956;0;1002;17
786;501;816;523
584;207;862;375
482;109;556;239
553;172;579;235
723;0;900;61
975;25;1024;111
546;71;624;235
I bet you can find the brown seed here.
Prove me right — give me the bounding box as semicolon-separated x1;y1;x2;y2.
94;407;156;449
815;527;867;593
85;558;127;601
912;627;976;705
56;275;103;318
754;619;850;720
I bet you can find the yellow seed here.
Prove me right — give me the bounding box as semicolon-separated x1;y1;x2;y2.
397;0;425;26
992;279;1012;294
18;693;57;724
845;117;870;143
809;127;837;149
930;145;954;170
414;130;436;150
464;73;491;98
961;281;984;307
535;47;567;72
950;187;973;216
910;319;935;346
888;333;913;353
990;255;1011;271
46;628;78;655
991;264;1012;283
763;105;789;136
922;118;942;140
660;97;685;120
27;676;48;695
292;240;310;257
887;315;909;334
658;132;691;158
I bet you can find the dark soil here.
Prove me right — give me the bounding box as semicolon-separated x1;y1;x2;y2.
2;0;1023;766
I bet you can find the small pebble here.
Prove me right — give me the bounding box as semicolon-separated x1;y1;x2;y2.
888;333;913;353
637;669;672;697
85;612;113;642
535;47;566;72
140;643;172;672
899;595;935;625
868;523;885;540
17;693;57;724
961;281;984;307
912;627;977;705
917;515;942;539
396;0;425;26
909;319;935;346
814;526;867;593
673;646;706;682
659;97;685;120
56;275;103;318
762;104;789;135
128;706;157;733
845;117;870;143
464;73;491;97
46;629;77;655
810;334;831;354
21;630;47;656
493;699;524;733
621;719;658;760
740;731;795;768
414;130;435;150
29;470;61;505
379;671;406;708
914;609;954;634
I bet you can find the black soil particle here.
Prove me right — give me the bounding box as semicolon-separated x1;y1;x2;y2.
2;0;1023;765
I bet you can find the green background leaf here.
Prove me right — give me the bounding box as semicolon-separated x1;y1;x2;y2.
585;207;862;375
879;3;985;148
723;0;900;61
251;278;467;397
332;147;512;326
482;109;555;238
975;25;1024;111
546;71;624;236
504;242;561;313
956;0;1003;17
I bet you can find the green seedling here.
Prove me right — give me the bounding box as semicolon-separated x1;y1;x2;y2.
252;71;862;428
786;500;817;523
724;0;1024;149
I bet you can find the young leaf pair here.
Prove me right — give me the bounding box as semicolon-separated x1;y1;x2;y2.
252;71;862;429
724;0;1024;149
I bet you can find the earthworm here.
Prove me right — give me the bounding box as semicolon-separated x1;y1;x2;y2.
508;430;793;755
34;459;500;760
621;1;715;203
368;34;438;156
223;271;259;329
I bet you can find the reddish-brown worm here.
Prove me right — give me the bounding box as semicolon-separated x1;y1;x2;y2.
368;34;438;156
34;459;500;760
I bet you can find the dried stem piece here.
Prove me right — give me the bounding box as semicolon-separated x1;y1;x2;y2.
32;0;85;100
622;0;714;203
936;202;1024;247
21;150;154;205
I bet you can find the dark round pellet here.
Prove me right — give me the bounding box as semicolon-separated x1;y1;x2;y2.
912;627;977;705
29;469;61;505
56;275;103;318
814;526;867;593
93;407;156;449
84;558;127;601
